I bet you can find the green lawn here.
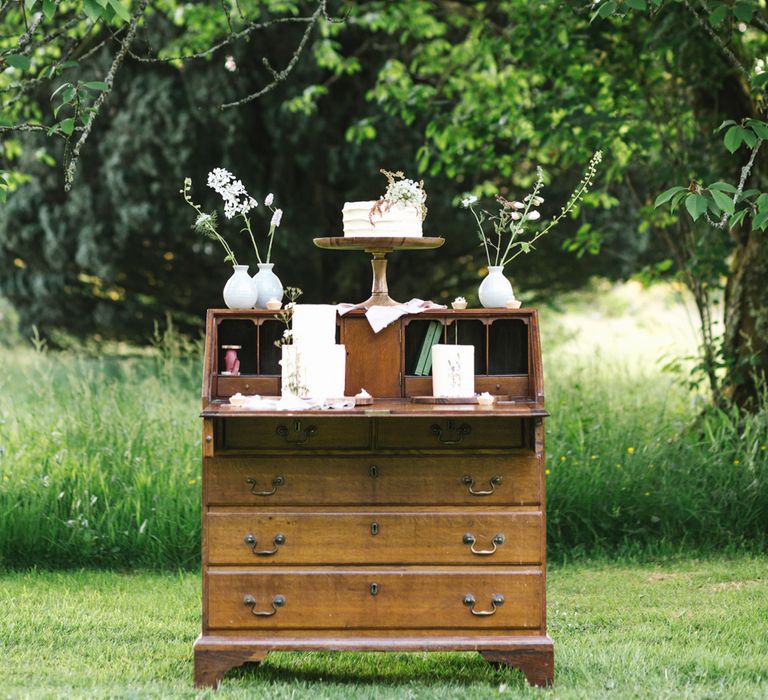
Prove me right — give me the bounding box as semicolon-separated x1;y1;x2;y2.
2;556;767;699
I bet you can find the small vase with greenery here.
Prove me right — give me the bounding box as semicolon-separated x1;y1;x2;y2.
461;151;602;307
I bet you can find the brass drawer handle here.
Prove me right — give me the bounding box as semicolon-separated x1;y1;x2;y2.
463;593;504;616
463;532;505;555
276;420;318;444
430;421;472;445
243;533;286;556
246;475;285;496
243;594;285;617
462;474;503;496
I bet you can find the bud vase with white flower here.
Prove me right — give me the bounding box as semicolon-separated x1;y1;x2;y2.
461;151;602;307
181;168;286;308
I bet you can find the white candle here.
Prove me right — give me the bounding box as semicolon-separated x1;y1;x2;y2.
292;304;338;348
431;344;475;397
280;345;346;399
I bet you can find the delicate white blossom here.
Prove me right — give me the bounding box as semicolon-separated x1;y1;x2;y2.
270;209;283;228
224;55;237;72
525;194;544;206
461;195;478;208
386;178;426;206
512;201;525;209
265;193;274;206
526;210;541;221
207;168;258;219
283;329;293;339
509;212;522;220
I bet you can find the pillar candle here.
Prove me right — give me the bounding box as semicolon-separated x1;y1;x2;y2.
281;345;346;399
291;304;338;348
431;344;475;398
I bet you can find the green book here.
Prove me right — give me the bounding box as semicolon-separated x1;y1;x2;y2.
422;322;442;376
414;321;442;376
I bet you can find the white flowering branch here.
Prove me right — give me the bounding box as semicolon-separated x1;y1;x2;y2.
220;0;327;109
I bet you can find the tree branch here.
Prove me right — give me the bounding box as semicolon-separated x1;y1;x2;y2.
219;0;326;110
128;14;316;64
63;0;149;191
685;0;751;82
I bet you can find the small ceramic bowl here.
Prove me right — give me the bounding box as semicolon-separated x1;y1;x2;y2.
452;300;468;310
265;299;282;310
505;298;522;309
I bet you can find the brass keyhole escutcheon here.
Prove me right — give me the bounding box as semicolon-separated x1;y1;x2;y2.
370;582;378;596
369;464;379;478
370;522;379;536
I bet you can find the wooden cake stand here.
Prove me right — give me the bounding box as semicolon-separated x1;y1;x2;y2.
313;236;445;307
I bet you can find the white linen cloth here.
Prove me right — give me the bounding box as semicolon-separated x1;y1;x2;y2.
337;298;447;333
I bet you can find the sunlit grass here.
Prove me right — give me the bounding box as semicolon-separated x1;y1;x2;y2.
0;283;766;568
1;557;766;698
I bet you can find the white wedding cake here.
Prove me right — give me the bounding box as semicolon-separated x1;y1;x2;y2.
342;201;422;237
343;170;427;238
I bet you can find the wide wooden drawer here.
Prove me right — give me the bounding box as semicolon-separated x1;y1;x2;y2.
375;418;526;451
207;511;543;565
207;569;543;630
219;417;371;451
205;456;540;506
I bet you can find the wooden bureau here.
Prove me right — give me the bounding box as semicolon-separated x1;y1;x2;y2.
194;309;554;688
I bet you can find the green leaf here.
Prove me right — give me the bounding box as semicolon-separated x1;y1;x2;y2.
670;191;687;211
654;186;686;208
50;82;73;100
709;181;738;194
756;193;768;210
742;129;758;148
746;119;768;139
685;194;708;221
729;209;748;229
83;0;103;21
58;118;75;136
752;209;768;230
591;1;617;22
709;5;728;25
753;72;768;89
24;0;39;10
5;55;32;71
43;0;56;19
732;2;754;22
710;189;735;214
81;81;108;92
625;0;646;9
724;126;743;153
109;0;131;22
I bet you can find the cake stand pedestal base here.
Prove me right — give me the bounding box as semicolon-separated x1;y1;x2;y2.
313;236;445;309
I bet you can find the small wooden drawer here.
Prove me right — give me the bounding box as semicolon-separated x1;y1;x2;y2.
219;417;371;451
205;456;540;506
207;511;543;566
216;376;280;398
376;418;526;451
206;568;543;630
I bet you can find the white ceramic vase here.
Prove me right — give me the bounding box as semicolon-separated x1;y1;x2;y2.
223;265;258;309
479;266;514;308
252;263;283;309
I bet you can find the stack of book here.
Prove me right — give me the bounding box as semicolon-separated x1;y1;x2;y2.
412;321;443;376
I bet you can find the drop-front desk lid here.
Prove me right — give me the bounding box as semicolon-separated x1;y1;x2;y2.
201;398;549;419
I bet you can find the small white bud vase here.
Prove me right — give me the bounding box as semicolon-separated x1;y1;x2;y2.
252;263;284;309
479;265;514;308
223;265;258;309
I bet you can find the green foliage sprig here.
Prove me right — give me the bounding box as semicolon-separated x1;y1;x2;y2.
274;287;304;348
462;151;602;268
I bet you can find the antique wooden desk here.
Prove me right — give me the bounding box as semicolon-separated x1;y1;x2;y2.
195;308;554;687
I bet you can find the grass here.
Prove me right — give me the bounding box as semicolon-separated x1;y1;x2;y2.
0;283;767;568
1;555;767;698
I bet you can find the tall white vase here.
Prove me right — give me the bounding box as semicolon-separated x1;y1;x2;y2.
223;265;258;309
479;266;514;308
252;263;283;309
